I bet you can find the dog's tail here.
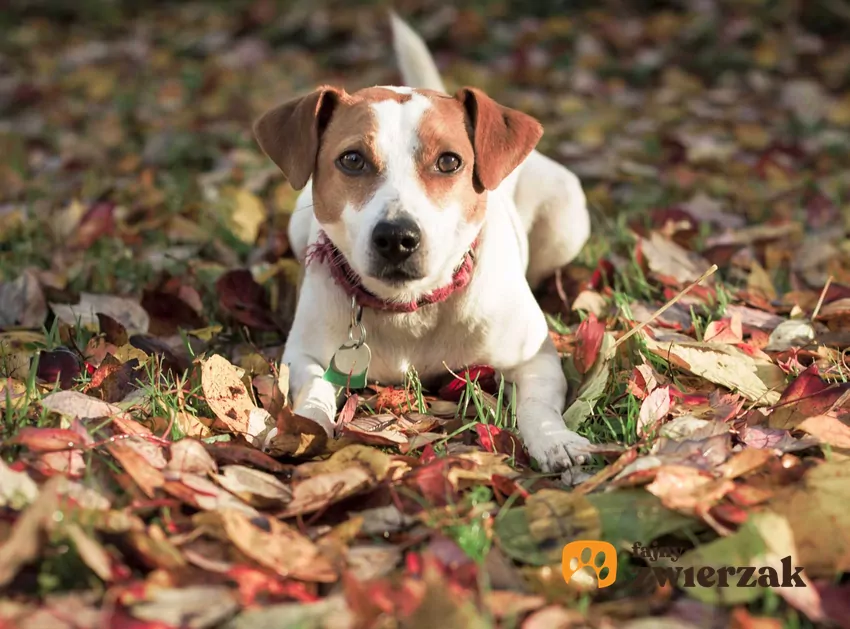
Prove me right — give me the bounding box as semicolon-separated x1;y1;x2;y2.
389;11;447;93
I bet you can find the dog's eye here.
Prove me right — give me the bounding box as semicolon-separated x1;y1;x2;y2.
436;153;462;173
337;151;367;173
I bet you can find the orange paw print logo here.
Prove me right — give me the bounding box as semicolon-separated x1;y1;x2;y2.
562;541;617;588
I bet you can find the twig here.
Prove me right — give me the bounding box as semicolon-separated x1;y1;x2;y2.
608;264;718;358
811;275;833;321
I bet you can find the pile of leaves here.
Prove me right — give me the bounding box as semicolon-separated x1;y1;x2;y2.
2;0;850;627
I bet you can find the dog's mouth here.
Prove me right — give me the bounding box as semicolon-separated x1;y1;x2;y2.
370;264;426;286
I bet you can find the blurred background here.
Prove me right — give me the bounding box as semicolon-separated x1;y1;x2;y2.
1;0;849;323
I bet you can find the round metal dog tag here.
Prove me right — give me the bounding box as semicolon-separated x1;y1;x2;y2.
323;341;371;389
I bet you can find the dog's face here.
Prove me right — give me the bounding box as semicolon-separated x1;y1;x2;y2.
254;86;542;301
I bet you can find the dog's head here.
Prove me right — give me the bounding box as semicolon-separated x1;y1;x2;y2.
254;86;542;301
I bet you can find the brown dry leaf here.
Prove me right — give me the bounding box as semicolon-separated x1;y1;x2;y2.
214;465;292;507
165;474;258;516
640;231;713;284
267;406;328;457
297;444;393;481
797;414;850;448
0;460;39;510
449;451;520;487
173;410;214;439
279;465;374;518
767;458;850;578
40;390;125;422
637;385;671;436
0;476;61;587
130;585;239;629
485;591;546;622
167;438;217;475
525;489;601;546
64;523;114;581
342;414;409;446
50;293;150;335
201;354;256;436
0;270;47;329
718;449;774;479
642;334;786;405
645;465;735;515
108;441;165;498
747;260;778;301
220;509;337;582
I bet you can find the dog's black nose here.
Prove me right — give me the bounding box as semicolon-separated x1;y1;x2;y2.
371;218;421;264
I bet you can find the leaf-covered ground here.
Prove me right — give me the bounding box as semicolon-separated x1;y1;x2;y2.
2;1;850;627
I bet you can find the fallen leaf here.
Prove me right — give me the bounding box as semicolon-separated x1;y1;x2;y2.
573;313;605;374
221;186;266;244
764;319;816;352
643;333;786;405
563;332;614;429
50;293;150;335
638;385;671;435
0;270;47;329
0;477;61;587
201;354;256;437
0;459;39;509
767;458;850;578
130;585;239;629
167;438;217;475
640;231;712;285
220;509;337;582
797;414;850;448
216;270;279;331
214;464;292;507
278;465;374;518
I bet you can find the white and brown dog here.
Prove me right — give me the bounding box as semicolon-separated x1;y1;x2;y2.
254;14;592;476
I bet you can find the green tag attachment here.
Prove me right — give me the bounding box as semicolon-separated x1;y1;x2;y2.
322;296;370;390
323;341;371;389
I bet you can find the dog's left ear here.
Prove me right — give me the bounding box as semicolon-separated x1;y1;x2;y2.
455;87;543;192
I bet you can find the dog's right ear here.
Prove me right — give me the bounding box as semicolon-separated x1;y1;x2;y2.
253;86;344;190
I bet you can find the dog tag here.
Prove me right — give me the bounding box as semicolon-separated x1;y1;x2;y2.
323;341;371;389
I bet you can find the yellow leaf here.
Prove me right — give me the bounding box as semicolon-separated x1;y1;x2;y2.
221;187;266;244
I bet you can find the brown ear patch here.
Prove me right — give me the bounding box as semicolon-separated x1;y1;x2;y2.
455;87;543;192
253;86;345;190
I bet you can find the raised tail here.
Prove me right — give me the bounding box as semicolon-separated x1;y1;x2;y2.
389;11;447;93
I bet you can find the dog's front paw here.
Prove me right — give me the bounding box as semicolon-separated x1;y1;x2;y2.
524;428;592;472
293;404;335;437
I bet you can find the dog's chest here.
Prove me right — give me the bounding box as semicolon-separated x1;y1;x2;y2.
359;308;484;385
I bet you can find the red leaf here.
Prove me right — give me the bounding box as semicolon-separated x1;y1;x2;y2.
438;365;497;402
587;258;616;290
36;348;81;389
573;313;605;374
227;566;318;605
770;364;850;428
141;290;205;336
419;443;437;464
11;427;87;452
216;269;279;331
474;424;529;466
69;201;116;250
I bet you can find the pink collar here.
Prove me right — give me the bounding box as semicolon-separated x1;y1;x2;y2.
305;231;478;313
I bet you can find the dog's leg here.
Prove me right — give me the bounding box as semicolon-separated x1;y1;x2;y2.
281;274;349;437
285;354;338;436
512;151;591;289
503;335;592;472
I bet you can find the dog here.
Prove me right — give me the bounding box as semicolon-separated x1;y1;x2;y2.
253;13;592;476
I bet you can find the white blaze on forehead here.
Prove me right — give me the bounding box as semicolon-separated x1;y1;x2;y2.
379;85;415;95
370;93;431;197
